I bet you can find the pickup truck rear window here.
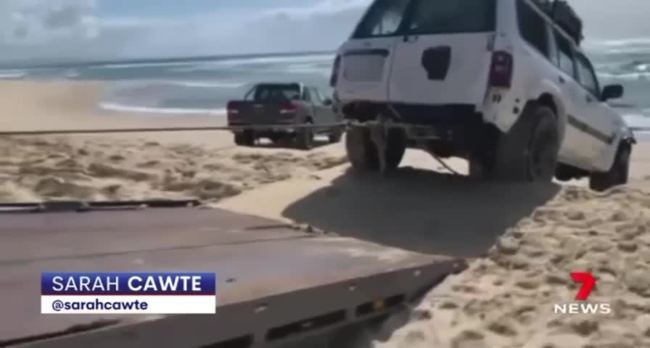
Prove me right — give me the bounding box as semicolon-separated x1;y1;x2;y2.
353;0;495;38
249;85;301;102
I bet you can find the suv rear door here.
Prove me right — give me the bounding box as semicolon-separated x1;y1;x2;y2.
550;28;593;168
574;52;619;168
388;0;498;106
336;0;410;102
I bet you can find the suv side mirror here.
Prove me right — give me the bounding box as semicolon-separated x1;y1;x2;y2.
601;84;624;102
323;98;333;106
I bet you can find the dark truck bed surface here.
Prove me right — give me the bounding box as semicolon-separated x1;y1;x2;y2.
0;206;465;347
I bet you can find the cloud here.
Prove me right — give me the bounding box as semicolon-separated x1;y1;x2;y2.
125;0;371;57
1;0;650;66
0;0;156;65
0;0;372;65
0;0;98;44
570;0;650;40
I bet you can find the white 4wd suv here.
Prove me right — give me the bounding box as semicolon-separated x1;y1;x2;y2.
331;0;635;191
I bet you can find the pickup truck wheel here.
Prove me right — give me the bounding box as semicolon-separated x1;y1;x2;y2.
589;144;631;192
234;131;255;147
493;105;559;182
269;133;283;144
296;121;314;150
328;129;343;143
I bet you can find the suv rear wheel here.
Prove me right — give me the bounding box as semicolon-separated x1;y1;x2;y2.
491;104;560;182
589;144;631;192
346;126;406;172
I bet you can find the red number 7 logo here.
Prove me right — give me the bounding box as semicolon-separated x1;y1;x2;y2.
571;272;596;301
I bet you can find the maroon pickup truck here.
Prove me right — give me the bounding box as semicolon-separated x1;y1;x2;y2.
227;83;344;149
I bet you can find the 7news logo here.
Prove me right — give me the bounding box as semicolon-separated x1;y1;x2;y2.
553;272;611;315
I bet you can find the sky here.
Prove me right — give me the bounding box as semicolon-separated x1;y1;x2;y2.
0;0;649;65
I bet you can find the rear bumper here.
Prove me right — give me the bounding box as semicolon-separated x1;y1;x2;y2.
341;102;481;125
342;102;488;150
229;122;299;134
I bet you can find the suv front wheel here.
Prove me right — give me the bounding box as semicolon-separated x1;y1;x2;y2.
589;144;631;192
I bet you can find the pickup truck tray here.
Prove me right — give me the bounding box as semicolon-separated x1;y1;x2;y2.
0;206;465;347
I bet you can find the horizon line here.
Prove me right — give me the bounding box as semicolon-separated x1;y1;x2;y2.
0;50;337;70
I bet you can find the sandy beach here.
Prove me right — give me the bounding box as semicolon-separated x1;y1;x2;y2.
3;80;650;347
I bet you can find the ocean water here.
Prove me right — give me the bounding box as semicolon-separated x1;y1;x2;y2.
0;41;649;129
0;53;337;117
588;39;650;129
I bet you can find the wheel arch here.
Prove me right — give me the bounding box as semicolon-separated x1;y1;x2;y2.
527;85;567;145
596;126;636;172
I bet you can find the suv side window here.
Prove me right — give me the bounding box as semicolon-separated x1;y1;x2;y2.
576;53;600;97
553;30;577;78
516;0;550;57
353;0;410;38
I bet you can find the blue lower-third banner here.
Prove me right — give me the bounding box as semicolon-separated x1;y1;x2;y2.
41;272;217;314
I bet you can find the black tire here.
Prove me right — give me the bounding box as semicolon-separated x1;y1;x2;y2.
234;131;255;147
346;126;379;171
328;129;343;143
492;104;560;182
468;126;500;180
296;121;314;150
555;163;588;182
555;164;575;182
589;144;631;192
345;126;406;172
384;128;407;170
469;156;489;179
269;133;283;144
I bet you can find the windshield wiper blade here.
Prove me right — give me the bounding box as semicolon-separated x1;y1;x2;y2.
0;199;202;214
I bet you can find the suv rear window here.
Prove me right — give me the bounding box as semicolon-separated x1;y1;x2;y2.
353;0;496;38
353;0;410;38
405;0;496;35
249;84;301;102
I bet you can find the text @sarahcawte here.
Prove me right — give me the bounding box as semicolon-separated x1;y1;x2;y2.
41;272;217;314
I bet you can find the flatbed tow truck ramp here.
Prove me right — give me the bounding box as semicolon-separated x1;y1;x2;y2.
0;202;466;348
